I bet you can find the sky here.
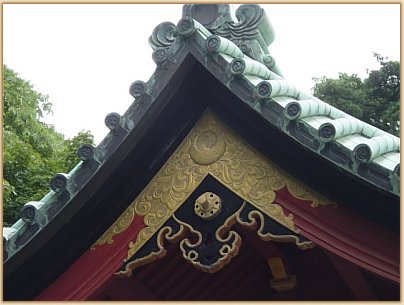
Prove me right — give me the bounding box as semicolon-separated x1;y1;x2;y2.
3;4;400;144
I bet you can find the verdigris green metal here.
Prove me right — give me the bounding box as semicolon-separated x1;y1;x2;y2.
206;35;243;58
154;4;283;76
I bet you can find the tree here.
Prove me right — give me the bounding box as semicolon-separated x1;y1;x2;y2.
63;130;95;171
312;54;400;136
3;66;94;226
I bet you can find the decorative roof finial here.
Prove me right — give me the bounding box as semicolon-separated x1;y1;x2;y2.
181;4;281;75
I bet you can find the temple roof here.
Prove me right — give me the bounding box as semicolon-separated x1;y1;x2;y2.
3;5;400;294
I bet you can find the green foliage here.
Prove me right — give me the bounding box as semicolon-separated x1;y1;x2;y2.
64;130;95;171
312;54;400;136
3;66;95;226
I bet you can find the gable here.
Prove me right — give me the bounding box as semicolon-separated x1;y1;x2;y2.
35;109;399;301
93;110;318;273
4;4;399;301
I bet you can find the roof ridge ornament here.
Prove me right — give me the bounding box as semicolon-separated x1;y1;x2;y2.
182;4;282;76
149;4;282;75
148;21;177;50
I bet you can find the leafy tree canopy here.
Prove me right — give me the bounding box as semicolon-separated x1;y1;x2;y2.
312;54;400;136
3;65;95;226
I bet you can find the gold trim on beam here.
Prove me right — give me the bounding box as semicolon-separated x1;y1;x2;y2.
92;110;336;261
91;207;135;249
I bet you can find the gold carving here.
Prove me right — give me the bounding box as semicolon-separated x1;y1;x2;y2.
91;207;135;249
194;192;222;219
117;202;313;277
190;130;226;165
286;179;336;208
92;110;335;260
176;214;242;274
117;212;242;277
116;224;185;278
233;203;314;250
268;257;297;292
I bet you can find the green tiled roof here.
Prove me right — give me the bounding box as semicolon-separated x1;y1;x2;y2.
3;4;400;263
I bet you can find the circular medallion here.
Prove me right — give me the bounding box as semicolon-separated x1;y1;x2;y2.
194;192;222;220
190;130;226;165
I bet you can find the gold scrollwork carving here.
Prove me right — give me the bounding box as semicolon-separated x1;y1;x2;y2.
117;201;314;277
116;223;186;278
286;179;336;208
91;207;135;250
233;203;314;250
176;214;242;274
92;110;335;261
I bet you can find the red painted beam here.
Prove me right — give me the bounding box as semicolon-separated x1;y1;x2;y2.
325;250;377;300
35;184;399;300
274;188;399;283
35;215;145;301
99;275;160;300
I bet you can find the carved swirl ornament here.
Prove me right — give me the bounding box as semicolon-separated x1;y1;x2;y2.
116;202;313;277
92;111;335;260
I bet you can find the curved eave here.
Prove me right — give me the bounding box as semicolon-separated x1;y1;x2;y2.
3;14;400;299
4;50;205;300
198;32;400;197
4;15;400;261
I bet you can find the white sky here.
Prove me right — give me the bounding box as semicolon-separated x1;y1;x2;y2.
3;4;400;144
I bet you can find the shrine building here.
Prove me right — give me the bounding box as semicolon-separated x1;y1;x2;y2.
3;4;400;301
